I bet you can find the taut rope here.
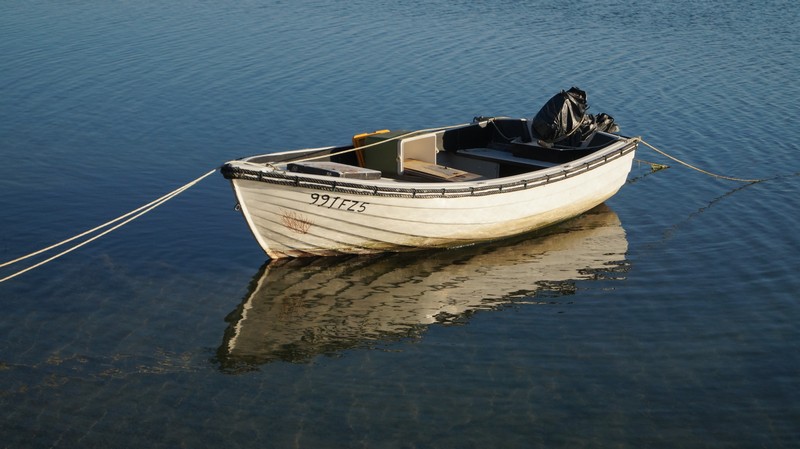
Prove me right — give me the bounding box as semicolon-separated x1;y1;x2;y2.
1;131;772;284
0;169;217;284
278;122;472;166
637;138;764;183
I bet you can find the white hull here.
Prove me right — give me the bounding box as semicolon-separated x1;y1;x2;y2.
223;120;637;258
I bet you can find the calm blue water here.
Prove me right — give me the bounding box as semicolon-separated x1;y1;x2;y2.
1;0;799;447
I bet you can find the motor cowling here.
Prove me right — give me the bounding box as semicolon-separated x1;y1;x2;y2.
532;87;619;146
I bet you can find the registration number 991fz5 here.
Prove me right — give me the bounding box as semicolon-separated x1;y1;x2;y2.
310;193;368;213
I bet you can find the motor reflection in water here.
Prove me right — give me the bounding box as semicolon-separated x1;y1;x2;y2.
216;204;629;371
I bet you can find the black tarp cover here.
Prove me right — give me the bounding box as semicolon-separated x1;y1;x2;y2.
532;87;619;145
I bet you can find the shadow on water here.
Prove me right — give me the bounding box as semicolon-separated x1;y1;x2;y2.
214;204;629;372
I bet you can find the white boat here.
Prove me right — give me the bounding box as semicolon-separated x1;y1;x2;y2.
216;205;628;367
221;112;637;258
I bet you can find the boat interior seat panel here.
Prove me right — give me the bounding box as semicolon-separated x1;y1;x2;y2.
456;148;556;170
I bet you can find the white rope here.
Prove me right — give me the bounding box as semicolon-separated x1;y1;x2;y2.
0;168;217;283
284;122;473;166
638;138;763;183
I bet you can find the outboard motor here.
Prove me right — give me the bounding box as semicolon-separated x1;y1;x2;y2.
531;87;619;146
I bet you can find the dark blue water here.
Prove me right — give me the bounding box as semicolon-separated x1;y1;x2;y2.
1;1;798;447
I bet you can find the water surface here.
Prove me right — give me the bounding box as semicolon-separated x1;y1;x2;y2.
1;1;798;447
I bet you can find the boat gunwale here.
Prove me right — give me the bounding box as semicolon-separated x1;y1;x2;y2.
221;138;638;199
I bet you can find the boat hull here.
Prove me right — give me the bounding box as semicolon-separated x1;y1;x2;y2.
227;140;636;258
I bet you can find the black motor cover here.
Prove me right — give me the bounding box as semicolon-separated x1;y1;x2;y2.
531;87;619;146
532;87;588;142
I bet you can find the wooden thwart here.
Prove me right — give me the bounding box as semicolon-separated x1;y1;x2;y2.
457;148;557;169
403;159;483;182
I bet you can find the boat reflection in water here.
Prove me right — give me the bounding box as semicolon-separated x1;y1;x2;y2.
216;204;628;371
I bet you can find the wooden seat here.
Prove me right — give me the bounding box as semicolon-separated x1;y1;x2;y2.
457;148;557;169
403;159;483;182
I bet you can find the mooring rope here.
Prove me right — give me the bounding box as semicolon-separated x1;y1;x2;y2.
637;138;763;183
0;168;217;284
284;127;764;184
1;132;769;284
274;122;473;167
